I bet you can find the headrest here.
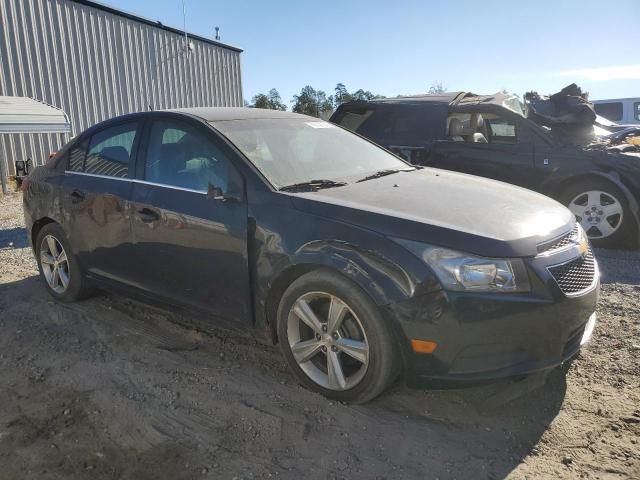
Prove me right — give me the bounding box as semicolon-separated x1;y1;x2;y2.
472;132;488;143
101;146;129;164
448;117;464;136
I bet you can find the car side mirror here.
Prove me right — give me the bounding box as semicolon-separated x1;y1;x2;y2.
207;169;244;202
207;183;225;200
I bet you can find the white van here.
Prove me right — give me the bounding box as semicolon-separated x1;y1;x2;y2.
592;98;640;125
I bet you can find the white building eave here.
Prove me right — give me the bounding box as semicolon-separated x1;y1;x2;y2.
0;96;71;134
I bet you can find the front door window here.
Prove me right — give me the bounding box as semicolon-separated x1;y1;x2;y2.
144;120;231;193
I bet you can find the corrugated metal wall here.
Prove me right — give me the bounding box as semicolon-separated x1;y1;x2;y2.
0;0;243;176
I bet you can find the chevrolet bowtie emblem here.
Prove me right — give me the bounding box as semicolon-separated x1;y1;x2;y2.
577;236;589;257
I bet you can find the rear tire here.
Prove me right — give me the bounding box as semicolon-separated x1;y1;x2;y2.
557;179;636;249
277;269;398;403
35;223;94;302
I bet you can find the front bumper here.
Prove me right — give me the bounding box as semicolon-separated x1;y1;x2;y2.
385;254;600;387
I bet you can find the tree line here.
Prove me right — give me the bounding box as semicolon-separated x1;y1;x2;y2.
249;82;447;119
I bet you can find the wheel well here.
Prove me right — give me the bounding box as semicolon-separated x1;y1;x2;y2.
550;173;639;244
549;174;623;200
31;217;56;248
264;264;324;344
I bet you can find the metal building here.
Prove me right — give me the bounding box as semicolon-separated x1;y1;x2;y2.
0;0;243;176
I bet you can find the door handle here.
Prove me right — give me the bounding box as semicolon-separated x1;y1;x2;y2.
70;190;85;203
137;207;160;223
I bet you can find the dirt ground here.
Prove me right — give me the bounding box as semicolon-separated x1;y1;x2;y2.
1;189;639;480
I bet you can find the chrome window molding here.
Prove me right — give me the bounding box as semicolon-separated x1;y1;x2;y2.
65;170;208;195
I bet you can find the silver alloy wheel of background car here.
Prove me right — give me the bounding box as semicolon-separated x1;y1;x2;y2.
568;190;624;240
40;234;70;294
287;291;369;391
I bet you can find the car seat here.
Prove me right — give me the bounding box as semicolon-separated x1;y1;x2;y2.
448;118;465;141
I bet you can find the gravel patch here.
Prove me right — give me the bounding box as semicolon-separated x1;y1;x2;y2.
0;190;638;479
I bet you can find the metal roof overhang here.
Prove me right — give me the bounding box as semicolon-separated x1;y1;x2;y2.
0;96;71;134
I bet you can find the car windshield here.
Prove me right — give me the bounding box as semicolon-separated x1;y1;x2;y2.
211;118;412;188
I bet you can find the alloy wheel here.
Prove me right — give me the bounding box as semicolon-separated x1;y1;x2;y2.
568;190;624;239
40;235;70;294
287;291;369;391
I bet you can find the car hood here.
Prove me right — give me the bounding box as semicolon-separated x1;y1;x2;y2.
287;168;573;257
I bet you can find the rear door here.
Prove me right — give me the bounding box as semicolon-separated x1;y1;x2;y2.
61;120;141;284
129;116;251;324
331;103;447;163
428;112;536;189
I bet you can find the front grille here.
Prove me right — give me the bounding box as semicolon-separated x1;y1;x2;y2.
537;224;579;254
548;249;596;295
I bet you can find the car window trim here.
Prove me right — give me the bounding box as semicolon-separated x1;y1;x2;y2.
76;120;143;178
139;116;244;194
64;170;208;195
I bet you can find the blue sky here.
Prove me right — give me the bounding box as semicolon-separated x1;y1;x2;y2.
103;0;639;105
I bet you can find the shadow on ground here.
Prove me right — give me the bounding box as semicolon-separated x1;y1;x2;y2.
0;275;568;479
0;226;29;248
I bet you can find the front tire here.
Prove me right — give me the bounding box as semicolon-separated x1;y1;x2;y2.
277;270;398;403
558;179;635;249
35;223;93;302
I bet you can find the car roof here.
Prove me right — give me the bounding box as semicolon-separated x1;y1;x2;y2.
335;92;521;113
347;92;466;107
167;107;312;122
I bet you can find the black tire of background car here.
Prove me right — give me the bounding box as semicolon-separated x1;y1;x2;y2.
277;269;399;404
557;179;636;249
35;223;95;302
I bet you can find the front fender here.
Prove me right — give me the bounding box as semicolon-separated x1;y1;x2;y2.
291;239;416;304
249;214;441;344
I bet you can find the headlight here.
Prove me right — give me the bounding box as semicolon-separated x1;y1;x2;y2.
395;239;531;293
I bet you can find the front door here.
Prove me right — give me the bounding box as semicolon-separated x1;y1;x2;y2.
427;113;536;189
130;117;251;324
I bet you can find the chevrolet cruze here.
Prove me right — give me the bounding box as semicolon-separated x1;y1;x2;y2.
22;108;599;403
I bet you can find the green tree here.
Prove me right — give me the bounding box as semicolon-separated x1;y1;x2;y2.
333;83;385;108
291;86;334;118
251;88;287;110
427;81;447;94
352;89;380;101
334;83;352;106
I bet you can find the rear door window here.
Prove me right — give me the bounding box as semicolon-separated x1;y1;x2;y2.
336;109;375;132
82;122;139;178
64;123;139;177
334;104;445;145
334;107;393;143
67;139;89;172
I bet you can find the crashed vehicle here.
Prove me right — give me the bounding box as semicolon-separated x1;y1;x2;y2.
23;108;599;403
330;86;640;248
593;126;640;154
526;85;640;156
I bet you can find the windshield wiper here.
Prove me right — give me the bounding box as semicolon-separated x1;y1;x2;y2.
279;179;348;193
356;168;413;183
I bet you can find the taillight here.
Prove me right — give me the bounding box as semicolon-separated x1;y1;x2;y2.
21;176;32;192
